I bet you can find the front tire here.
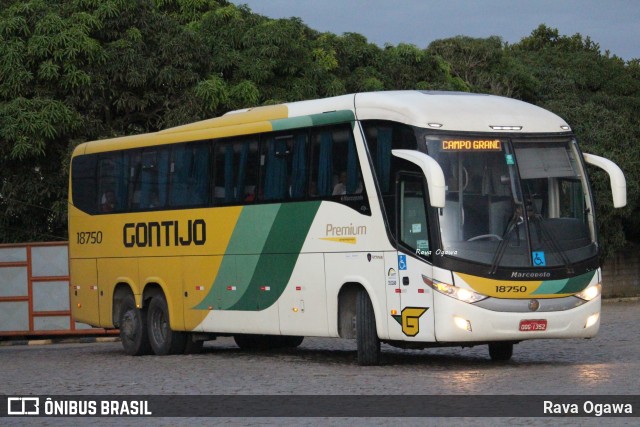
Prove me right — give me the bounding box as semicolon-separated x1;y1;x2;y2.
119;294;151;356
147;294;186;355
356;289;381;366
489;342;513;361
276;335;304;348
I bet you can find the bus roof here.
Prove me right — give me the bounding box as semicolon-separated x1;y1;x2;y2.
352;91;570;133
73;91;571;156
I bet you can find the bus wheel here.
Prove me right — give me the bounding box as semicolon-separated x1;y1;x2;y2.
276;336;304;348
356;289;381;366
488;342;513;361
234;334;267;350
119;294;151;356
147;294;186;355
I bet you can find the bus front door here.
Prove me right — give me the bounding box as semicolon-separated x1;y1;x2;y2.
395;173;436;343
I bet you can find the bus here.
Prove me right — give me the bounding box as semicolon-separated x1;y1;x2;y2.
68;91;626;365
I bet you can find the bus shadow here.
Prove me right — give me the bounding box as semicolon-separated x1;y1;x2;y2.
197;343;575;368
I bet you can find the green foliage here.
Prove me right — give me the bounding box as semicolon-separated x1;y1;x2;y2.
195;74;228;111
0;3;637;261
427;36;540;98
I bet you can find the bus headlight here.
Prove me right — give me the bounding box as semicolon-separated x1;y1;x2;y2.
423;275;488;303
575;284;601;301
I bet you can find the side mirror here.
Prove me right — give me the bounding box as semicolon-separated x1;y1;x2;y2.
582;153;627;208
392;150;446;208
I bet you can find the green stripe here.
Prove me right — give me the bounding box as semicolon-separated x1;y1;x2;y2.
195;201;321;311
309;110;355;127
229;201;321;310
531;279;568;295
194;205;280;310
226;204;281;254
270;116;313;131
270;110;355;131
558;271;596;294
532;271;596;295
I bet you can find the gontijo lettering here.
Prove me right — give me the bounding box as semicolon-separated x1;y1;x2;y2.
123;219;206;247
442;139;502;151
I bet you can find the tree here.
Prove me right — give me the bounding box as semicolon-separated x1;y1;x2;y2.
0;0;212;241
428;36;538;98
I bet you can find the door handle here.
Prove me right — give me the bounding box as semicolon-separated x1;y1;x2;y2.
402;277;410;286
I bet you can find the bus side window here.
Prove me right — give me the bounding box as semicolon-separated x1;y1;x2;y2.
310;125;362;198
214;138;258;204
170;142;210;207
131;149;169;210
97;152;129;214
262;133;307;202
71;155;98;214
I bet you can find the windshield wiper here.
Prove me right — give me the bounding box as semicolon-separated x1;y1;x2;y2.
489;212;523;275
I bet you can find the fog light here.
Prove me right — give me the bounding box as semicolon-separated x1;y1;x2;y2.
585;313;600;329
454;316;472;332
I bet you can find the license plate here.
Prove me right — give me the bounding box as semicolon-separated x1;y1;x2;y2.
519;319;547;332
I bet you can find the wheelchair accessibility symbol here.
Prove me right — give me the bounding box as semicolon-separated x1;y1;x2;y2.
398;255;407;270
532;251;546;267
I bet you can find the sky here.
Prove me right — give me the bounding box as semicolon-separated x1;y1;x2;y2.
230;0;639;61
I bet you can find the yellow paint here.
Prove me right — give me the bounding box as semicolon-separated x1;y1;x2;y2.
74;105;289;156
80;122;274;155
401;307;428;337
456;272;543;299
68;205;243;330
159;105;289;134
68;205;242;259
69;259;99;326
319;237;357;244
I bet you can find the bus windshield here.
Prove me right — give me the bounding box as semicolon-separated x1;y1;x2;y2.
425;135;597;269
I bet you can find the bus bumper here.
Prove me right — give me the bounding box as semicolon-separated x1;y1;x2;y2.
432;292;601;342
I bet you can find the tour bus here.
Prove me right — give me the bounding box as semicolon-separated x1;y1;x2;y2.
68;91;626;365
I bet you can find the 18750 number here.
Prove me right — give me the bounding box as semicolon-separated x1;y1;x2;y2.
495;285;528;293
76;231;103;245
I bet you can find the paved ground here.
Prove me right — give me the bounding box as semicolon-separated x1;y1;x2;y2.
1;299;638;426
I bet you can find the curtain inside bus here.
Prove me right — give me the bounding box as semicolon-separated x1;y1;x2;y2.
290;134;307;198
346;132;360;194
317;132;333;196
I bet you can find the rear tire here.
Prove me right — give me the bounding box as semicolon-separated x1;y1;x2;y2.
356;289;381;366
119;294;151;356
489;342;513;361
147;294;187;355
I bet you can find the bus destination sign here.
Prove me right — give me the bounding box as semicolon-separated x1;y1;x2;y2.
442;139;502;151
